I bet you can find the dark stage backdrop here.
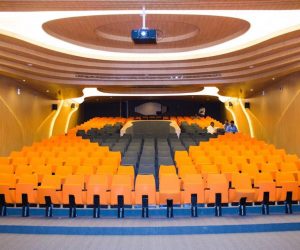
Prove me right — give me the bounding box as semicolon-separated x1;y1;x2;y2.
80;98;226;123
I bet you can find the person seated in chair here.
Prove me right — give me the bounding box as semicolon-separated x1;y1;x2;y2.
207;122;217;134
225;120;238;133
224;120;229;131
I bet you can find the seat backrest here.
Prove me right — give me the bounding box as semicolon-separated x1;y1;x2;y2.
182;174;203;186
41;175;62;189
0;164;14;174
0;157;11;165
280;162;298;172
64;175;85;189
35;165;52;174
75;165;94;175
15;165;33;176
221;164;239;173
231;173;252;189
55;165;73;176
0;173;16;186
87;175;109;189
18;174;38;185
159;165;176;177
159;174;180;192
276;172;296;185
206;174;228;187
111;174;131;188
174;151;189;163
117;165;135;175
254;173;274;185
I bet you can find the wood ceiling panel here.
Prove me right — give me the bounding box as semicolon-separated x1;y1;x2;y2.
1;1;300;11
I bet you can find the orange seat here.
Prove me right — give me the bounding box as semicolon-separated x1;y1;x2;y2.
35;165;52;182
159;174;181;205
204;174;229;203
11;157;29;166
110;175;133;205
81;157;102;172
117;165;135;190
107;151;122;163
261;163;278;178
37;175;62;205
101;158;120;172
230;156;249;170
62;175;86;205
64;157;82;173
0;164;14;174
0;173;16;204
174;151;189;164
159;165;177;179
241;163;259;180
177;165;198;178
212;155;230;167
15;174;38;204
182;174;204;204
220;164;239;182
29;157;46;168
266;154;283;166
75;165;94;183
55;165;73;183
0;157;11;165
254;173;276;202
135;175;156;205
86;175;110;205
201;164;219;179
275;172;298;201
249;155;267;169
15;165;34;177
96;165;116;188
229;173;255;202
46;157;66;172
280;162;298;173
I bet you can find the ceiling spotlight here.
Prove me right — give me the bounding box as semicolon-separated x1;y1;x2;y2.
250;88;254;92
272;77;276;80
27;63;33;67
175;76;179;79
46;89;50;93
249;65;254;69
22;79;26;82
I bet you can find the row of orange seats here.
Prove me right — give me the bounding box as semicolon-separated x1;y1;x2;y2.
68;117;127;135
177;116;223;128
2;170;298;206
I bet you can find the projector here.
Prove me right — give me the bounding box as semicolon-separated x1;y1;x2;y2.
131;29;157;44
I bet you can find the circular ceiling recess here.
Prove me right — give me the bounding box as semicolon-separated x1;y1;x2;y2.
42;14;250;53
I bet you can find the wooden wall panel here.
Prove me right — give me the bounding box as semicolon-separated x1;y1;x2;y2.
246;72;300;156
52;102;79;136
0;76;54;156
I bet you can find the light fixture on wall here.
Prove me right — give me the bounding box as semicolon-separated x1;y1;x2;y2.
17;88;21;95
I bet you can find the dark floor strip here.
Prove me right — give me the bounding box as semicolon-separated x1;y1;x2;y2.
0;222;300;235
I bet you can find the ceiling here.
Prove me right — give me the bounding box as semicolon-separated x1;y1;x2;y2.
0;1;300;101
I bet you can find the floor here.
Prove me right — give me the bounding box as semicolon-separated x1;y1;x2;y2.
0;215;300;249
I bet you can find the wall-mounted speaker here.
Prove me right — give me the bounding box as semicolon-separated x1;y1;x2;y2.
71;103;75;109
52;104;58;110
245;102;250;109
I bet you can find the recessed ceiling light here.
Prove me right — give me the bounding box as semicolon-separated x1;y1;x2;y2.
22;79;26;82
272;77;276;80
250;88;254;92
249;65;254;69
27;63;33;67
46;90;50;93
